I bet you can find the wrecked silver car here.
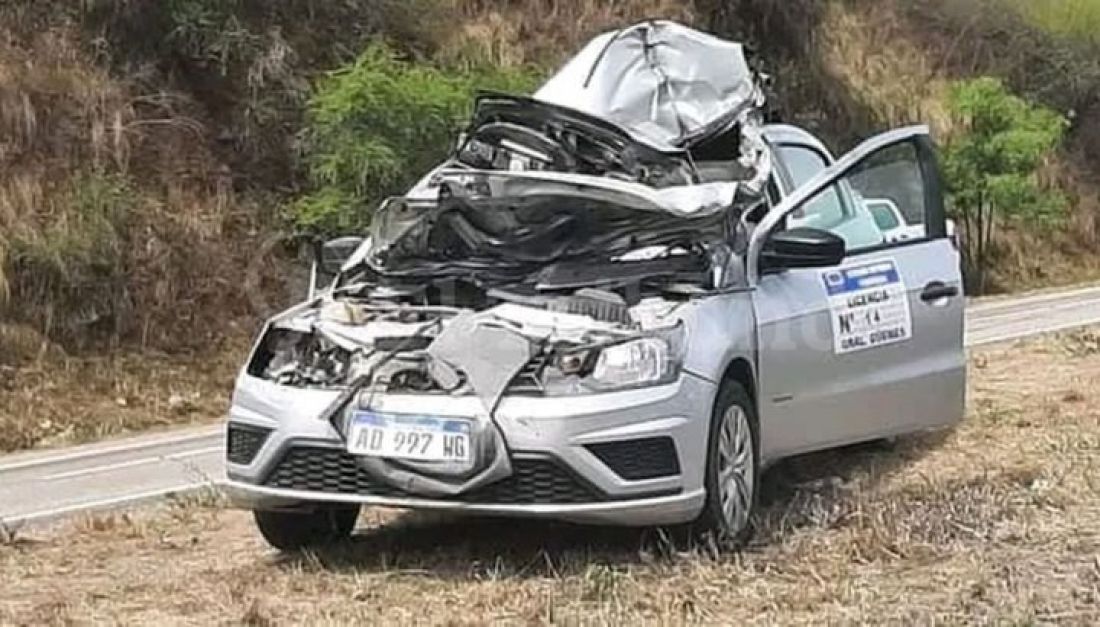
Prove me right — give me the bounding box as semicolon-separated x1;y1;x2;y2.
225;21;966;551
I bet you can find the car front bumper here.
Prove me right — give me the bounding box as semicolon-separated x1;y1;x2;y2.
224;481;705;526
225;371;716;527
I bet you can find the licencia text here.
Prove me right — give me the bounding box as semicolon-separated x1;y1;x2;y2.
822;259;912;355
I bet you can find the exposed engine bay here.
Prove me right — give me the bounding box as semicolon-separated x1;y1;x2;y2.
244;203;710;496
247;251;694;410
455;94;703;188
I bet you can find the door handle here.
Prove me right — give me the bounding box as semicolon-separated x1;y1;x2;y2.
920;281;959;302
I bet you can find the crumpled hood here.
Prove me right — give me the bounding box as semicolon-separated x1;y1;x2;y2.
412;168;738;217
534;20;764;150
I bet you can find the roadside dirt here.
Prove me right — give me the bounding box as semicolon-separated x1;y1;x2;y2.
1;329;1099;624
0;339;247;453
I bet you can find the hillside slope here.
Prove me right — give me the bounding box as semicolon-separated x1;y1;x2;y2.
0;0;689;358
3;0;1099;352
1;0;1099;450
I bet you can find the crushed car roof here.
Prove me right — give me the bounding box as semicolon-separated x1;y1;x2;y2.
534;20;765;151
380;19;771;267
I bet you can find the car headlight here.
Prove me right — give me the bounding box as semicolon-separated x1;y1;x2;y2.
589;337;673;388
545;324;685;394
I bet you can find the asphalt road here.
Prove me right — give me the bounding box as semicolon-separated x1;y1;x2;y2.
3;284;1100;529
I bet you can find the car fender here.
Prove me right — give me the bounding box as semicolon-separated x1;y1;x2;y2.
676;290;759;400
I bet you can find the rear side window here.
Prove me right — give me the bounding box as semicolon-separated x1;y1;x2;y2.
777;145;848;230
868;202;901;230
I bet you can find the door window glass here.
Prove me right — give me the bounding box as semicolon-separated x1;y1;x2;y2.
847;142;928;245
780;142;931;252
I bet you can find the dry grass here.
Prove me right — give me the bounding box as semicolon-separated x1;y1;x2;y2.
0;16;289;352
0;336;248;452
2;329;1099;624
818;2;952;139
440;0;697;67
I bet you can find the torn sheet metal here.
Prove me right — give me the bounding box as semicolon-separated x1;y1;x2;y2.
431;168;739;217
427;311;534;413
535;20;765;151
485;303;628;343
312;316;439;353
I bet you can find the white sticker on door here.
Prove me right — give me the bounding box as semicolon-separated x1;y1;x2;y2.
822;259;912;355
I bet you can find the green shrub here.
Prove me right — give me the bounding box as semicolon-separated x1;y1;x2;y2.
942;77;1068;293
292;43;541;235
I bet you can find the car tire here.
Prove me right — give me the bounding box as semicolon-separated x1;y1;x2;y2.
253;506;360;551
692;380;760;550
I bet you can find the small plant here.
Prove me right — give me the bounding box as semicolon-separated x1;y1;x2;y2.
293;43;541;235
941;77;1068;293
166;0;259;76
1063;329;1100;357
581;563;627;602
0;517;22;546
3;172;136;341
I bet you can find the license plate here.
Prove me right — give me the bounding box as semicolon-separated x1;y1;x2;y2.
346;412;471;462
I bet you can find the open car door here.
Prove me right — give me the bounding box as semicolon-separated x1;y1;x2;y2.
748;126;965;462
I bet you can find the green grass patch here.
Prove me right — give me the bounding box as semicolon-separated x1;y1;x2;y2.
1004;0;1100;46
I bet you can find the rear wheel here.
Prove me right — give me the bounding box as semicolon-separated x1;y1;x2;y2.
693;381;759;549
253;506;360;551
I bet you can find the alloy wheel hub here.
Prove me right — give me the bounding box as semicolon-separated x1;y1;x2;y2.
717;405;754;534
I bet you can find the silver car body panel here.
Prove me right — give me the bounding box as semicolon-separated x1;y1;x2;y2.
225;27;965;525
225;482;704;526
227;370;716;525
754;239;965;460
750;124;965;460
534;20;764;151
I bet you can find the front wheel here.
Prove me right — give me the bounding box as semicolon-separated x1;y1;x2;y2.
692;381;759;549
253;506;360;551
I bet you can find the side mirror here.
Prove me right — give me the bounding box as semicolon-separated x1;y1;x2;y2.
761;227;846;271
317;236;366;276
